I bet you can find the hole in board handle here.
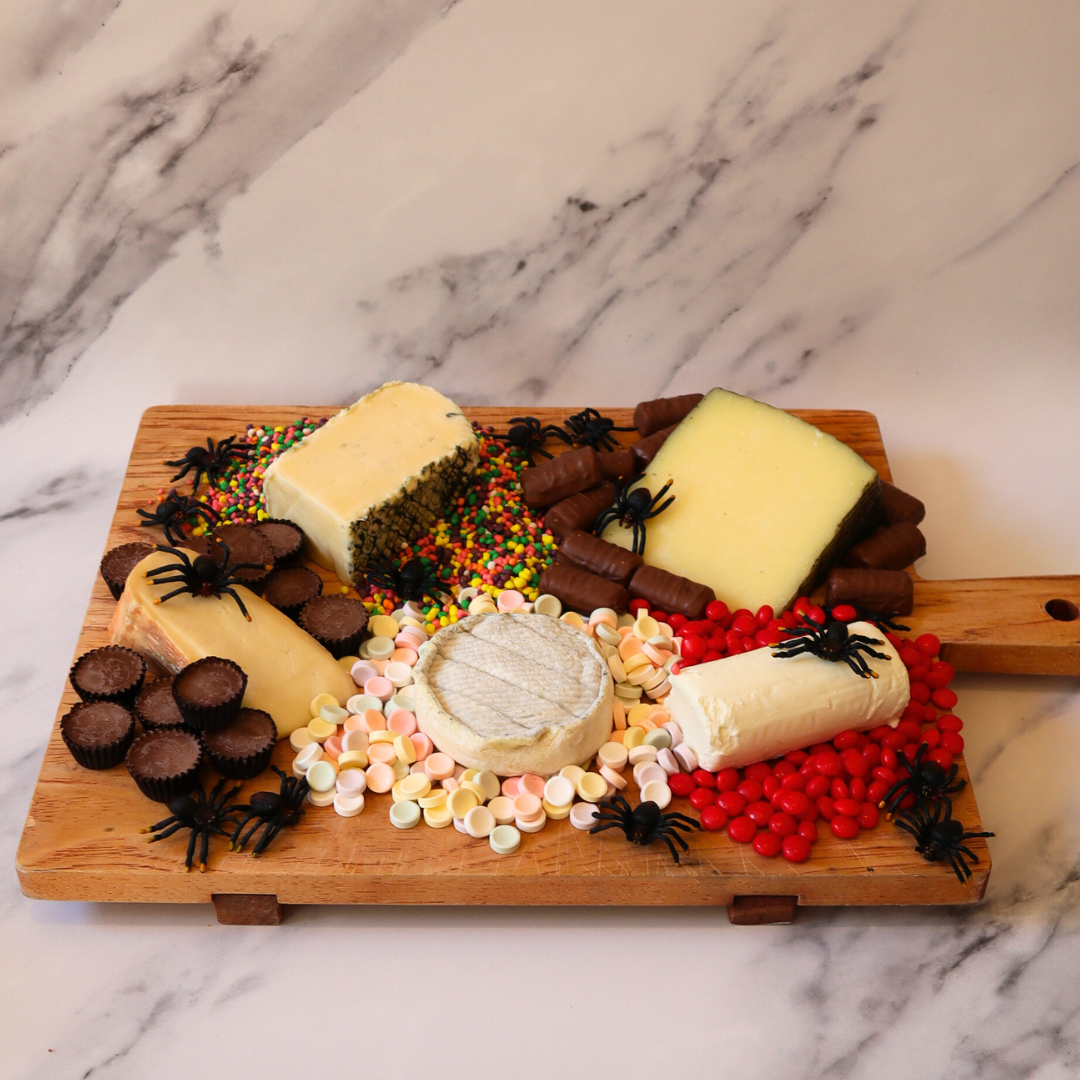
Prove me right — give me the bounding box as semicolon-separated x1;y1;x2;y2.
1045;599;1079;622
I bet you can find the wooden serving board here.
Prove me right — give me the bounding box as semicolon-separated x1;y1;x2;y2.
20;403;1068;924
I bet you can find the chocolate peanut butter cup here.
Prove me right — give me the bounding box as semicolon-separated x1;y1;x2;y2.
254;519;304;567
126;727;203;802
69;646;147;707
202;708;277;779
262;565;323;620
171;657;247;732
100;542;155;600
208;524;274;589
61;701;136;769
134;675;186;731
298;595;369;658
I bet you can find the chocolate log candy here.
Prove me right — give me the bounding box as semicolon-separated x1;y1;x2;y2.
558;530;644;586
844;521;926;572
538;562;630;614
633;393;704;436
543;482;615;538
521;447;603;508
880;481;926;526
596;449;637;480
628;565;715;621
629;425;677;470
825;568;914;617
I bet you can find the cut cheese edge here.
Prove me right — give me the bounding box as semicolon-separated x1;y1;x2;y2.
412;612;613;775
602;388;881;612
108;550;355;736
666;622;908;771
263;382;479;585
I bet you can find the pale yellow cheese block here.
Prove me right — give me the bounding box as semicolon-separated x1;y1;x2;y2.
603;388;880;612
108;550;355;736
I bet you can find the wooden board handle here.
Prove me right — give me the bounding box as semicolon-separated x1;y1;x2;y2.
905;576;1080;675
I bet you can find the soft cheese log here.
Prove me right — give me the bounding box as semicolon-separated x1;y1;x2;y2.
602;388;881;612
666;622;909;771
263;382;479;585
108;550;355;736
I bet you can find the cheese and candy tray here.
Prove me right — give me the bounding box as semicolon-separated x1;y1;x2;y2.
16;402;1080;925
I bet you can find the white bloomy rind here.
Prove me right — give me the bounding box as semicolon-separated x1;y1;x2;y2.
412;612;614;775
666;622;909;772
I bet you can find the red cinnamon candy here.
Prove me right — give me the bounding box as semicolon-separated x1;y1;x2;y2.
543;482;615;538
538;562;630;614
521;447;603;508
633;393;703;436
558;530;643;586
628;565;714;620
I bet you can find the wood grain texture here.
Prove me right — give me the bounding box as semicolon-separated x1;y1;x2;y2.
17;405;994;911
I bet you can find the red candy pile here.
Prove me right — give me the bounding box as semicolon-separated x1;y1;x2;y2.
655;600;962;863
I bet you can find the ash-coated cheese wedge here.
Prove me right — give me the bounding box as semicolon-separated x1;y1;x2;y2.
108;550;355;736
411;612;613;775
666;623;909;771
602;388;881;613
263;382;479;585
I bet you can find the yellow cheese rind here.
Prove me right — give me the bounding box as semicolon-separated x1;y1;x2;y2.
107;551;356;736
603;388;880;612
263;382;479;584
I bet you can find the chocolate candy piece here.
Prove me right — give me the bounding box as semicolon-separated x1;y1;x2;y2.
633;394;703;436
69;646;147;707
628;565;715;621
825;568;914;617
172;656;247;731
538;562;630;614
61;701;136;770
522;447;604;508
126;727;203;803
299;595;369;658
543;482;615;538
596;449;637;480
844;522;926;572
880;481;926;526
558;530;644;587
629;425;677;469
100;542;155;600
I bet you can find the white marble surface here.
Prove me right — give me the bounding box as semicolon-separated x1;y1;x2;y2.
3;1;1079;1076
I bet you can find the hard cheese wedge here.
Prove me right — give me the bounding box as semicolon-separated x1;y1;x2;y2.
263;382;479;585
603;388;881;612
667;622;908;771
108;550;355;736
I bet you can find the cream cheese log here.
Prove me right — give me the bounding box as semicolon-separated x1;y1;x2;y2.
666;622;909;771
108;550;355;736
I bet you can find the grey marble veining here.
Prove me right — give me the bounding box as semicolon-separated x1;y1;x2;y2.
2;1;1079;1077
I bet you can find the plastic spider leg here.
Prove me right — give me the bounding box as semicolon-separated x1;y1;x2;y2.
956;844;981;865
657;826;690;852
840;653;875;679
944;851;969;882
658;834;682;864
645;496;676;520
661;812;702;830
198;829;211;872
235;818;266;852
251;822;283;857
631;521;646;556
184;828;199;871
591;508;620;536
153;586;199;605
145;822;186;843
220;587;252;621
142;813;178;834
879;781;913;817
588;821;632;837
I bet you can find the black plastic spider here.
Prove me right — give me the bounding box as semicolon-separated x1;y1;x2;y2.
879;741;966;818
851;607;910;634
141;777;243;872
228;766;309;857
501;416;568;466
165;436;251;492
145;542;273;621
591;477;675;555
894;796;994;883
772;612;892;679
551;408;637;452
364;556;452;603
589;794;701;864
136;488;219;545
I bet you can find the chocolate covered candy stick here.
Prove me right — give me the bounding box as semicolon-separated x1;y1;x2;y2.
538;562;630;614
844;522;926;572
522;447;603;508
543;482;615;538
825;568;914;616
630;425;677;469
628;565;715;621
633;394;704;436
880;481;926;526
558;530;644;586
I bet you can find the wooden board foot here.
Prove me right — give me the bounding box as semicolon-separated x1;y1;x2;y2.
212;893;283;925
727;895;798;925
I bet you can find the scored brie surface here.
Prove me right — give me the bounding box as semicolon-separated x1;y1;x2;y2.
666;622;909;771
412;613;614;775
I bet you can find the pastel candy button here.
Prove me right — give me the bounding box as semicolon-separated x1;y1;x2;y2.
516;810;546;833
560;611;584;629
640;779;672;809
387;710;418;737
424;753;456;781
366;636;396;661
410;732;433;761
306;759;338;793
634;762;666;788
464;805;496;838
575;772;607;803
599;764;627;790
364;676;393;702
513;793;543;822
453;815;469;834
366;742;397;766
307;786;336;807
474;770;501;801
569;803;601;831
346;693;380;716
337;769;367;796
487;796;516;825
385;694;415;718
337;749;368;770
341;729;369;753
350;662;379;688
334;793;365;818
307;717;337;743
542;775;575;809
542;799;572;820
447;787;479;819
294;743;323;771
361;709;387;733
365;762;396;793
321;736;343;761
320;705;348;724
662;720;683;746
489;824;521;855
384;661;414;688
533;594;562;618
497;589;525;612
394;734;417;764
423;805;453;828
399;773;432;800
390;800;421;829
656;748;680;776
501;776;521;797
289;728;314;752
338;655;361;671
518;773;545;799
310;693;339;718
419;788;447;809
559;765;586;786
628;745;658;765
402;600;426;620
369;615;400;639
597;742;629;771
673;744;699;772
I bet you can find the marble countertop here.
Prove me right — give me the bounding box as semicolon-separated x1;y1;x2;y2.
2;1;1079;1076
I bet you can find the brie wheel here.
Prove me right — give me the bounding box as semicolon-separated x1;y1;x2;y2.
412;613;614;775
666;622;909;771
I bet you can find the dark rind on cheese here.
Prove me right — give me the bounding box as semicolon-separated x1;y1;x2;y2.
538;562;630;614
558;530;643;586
843;520;926;573
344;439;479;581
881;481;926;526
787;474;884;610
633;394;704;436
522;447;603;508
541;483;617;539
629;424;677;469
825;568;914;616
628;564;714;620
